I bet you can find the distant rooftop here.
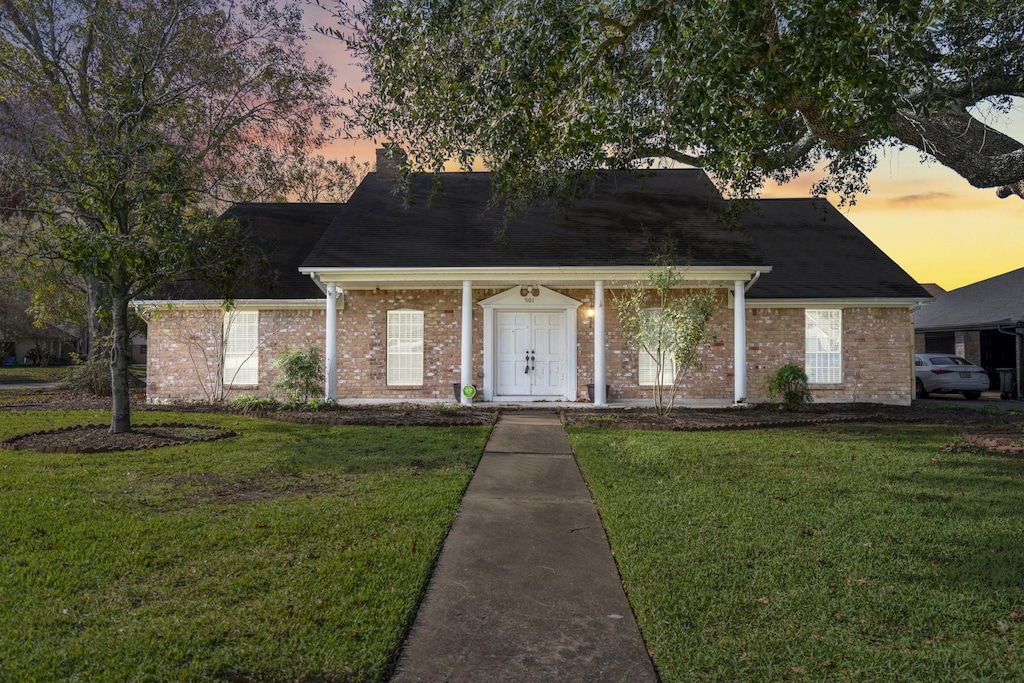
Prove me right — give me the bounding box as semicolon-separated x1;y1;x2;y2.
914;267;1024;330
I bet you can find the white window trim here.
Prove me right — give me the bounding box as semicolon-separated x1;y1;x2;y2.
387;309;424;386
223;310;259;386
805;309;842;385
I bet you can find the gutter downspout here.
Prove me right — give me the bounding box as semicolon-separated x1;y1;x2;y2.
997;322;1024;400
743;271;761;293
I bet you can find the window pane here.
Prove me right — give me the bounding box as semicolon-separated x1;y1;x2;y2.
805;310;841;384
387;310;424;386
638;344;676;387
224;311;259;386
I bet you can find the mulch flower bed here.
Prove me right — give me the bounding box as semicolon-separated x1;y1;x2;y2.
3;386;1022;453
959;430;1024;454
268;407;498;428
0;423;237;454
560;402;1024;431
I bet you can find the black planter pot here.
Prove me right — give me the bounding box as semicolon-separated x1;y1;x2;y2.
587;383;611;402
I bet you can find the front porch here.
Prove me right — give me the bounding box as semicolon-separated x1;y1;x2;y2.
301;267;765;407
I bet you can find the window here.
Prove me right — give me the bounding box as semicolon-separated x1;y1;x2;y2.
930;356;972;366
639;349;676;386
387;310;423;386
805;309;841;384
637;309;676;386
223;310;259;386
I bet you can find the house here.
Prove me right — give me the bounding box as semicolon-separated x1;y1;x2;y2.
138;151;930;405
0;292;78;367
914;268;1024;398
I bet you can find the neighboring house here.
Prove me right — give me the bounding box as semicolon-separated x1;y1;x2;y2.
130;333;148;365
914;268;1024;397
0;293;78;366
138;151;930;405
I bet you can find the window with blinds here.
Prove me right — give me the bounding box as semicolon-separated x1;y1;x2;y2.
805;309;842;384
387;310;424;386
637;309;676;386
223;310;259;386
639;349;676;386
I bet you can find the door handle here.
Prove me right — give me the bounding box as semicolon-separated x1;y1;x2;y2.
524;353;530;373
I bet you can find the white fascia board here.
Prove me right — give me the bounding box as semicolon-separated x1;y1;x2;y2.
299;265;772;288
740;297;930;309
132;299;326;311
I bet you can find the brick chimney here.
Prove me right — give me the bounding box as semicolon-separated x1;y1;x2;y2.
375;146;407;180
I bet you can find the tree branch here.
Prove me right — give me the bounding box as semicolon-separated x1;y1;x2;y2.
892;104;1024;198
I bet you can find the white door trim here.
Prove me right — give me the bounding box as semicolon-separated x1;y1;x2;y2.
479;285;581;401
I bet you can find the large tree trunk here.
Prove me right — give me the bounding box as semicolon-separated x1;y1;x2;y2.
109;293;131;433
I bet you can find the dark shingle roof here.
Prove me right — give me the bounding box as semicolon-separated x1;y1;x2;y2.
301;169;926;301
166;171;926;303
740;199;932;300
161;203;342;300
914;267;1024;330
302;170;766;269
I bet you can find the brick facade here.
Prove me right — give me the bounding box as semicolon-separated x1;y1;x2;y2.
146;288;915;404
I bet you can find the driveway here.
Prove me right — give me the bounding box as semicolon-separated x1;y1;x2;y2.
916;391;1024;411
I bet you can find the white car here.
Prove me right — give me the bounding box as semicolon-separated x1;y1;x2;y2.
914;353;989;400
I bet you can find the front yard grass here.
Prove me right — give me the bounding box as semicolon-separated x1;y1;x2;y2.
569;424;1024;681
0;410;489;681
0;365;73;384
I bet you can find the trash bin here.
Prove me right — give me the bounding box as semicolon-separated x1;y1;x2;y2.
996;368;1015;400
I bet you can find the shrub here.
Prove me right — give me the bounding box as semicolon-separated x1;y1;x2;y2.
62;354;111;396
272;346;324;404
431;401;463;416
229;395;279;413
762;363;813;410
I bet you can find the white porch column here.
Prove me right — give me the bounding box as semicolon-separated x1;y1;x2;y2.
325;283;338;402
594;280;607;405
460;281;474;405
733;280;747;404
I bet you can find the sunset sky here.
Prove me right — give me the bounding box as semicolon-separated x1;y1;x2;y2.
302;5;1024;294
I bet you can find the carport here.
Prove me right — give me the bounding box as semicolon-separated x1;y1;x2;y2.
914;268;1024;400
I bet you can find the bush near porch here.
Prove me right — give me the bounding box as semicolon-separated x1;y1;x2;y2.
569;424;1024;681
0;410;488;681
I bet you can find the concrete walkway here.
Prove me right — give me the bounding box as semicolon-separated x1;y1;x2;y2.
0;382;60;391
391;410;656;682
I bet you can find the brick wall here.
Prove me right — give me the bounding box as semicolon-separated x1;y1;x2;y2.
915;332;926;354
145;306;325;402
145;289;915;404
955;330;982;365
746;307;915;403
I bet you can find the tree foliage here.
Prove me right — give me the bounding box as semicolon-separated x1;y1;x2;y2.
331;0;1024;208
0;0;339;431
226;152;370;203
616;265;717;415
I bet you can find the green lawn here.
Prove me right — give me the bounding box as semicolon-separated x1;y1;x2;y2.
0;411;489;681
569;424;1024;681
0;365;73;384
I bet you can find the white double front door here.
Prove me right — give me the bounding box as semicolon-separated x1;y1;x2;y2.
496;311;565;397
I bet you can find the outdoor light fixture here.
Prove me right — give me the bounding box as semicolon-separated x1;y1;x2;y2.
586;307;596;318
